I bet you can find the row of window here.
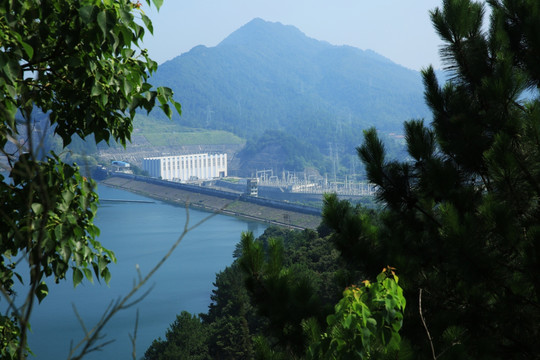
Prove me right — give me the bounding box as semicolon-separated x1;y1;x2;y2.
162;156;225;171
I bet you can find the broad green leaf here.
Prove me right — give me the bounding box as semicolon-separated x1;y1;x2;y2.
54;225;63;240
141;14;153;34
152;0;164;10
87;224;100;238
66;213;77;225
61;190;75;205
35;282;48;303
160;103;172;119
73;227;84;240
343;314;353;329
156;93;166;105
3;58;20;84
83;268;93;283
173;100;182;115
119;7;133;24
98;256;108;272
105;249;117;263
97;10;108;36
73;268;83;288
122;78;132;96
20;41;33;59
74;251;83;266
102;267;111;285
79;5;95;24
31;203;43;215
60;244;71;262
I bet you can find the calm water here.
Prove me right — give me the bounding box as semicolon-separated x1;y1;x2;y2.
21;184;266;360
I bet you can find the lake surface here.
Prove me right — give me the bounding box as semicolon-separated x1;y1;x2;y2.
21;184;267;360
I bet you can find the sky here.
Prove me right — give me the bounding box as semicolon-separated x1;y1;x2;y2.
141;0;445;71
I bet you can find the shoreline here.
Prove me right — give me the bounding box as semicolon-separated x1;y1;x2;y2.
100;176;322;230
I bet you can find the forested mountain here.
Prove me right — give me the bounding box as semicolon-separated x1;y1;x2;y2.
151;18;430;168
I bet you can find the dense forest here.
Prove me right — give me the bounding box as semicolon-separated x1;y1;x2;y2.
144;0;540;359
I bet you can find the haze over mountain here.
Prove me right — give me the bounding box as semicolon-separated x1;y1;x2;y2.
148;18;431;173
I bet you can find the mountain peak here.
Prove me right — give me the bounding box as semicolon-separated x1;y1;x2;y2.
218;18;324;52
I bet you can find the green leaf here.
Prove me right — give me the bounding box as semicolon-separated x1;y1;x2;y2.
3;58;20;84
36;282;48;303
90;83;102;96
122;78;132;96
102;267;111;285
141;14;153;34
62;190;75;205
14;272;23;285
79;5;95;24
156;93;166;105
173;100;182;115
83;268;93;283
73;268;83;288
98;255;109;272
160;103;172;118
20;41;33;59
152;0;164;10
60;244;71;262
97;10;108;36
119;7;133;24
92;262;100;281
343;314;353;329
54;224;63;240
101;93;109;106
31;203;43;215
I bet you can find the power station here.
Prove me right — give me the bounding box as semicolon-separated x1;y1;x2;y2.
142;153;227;181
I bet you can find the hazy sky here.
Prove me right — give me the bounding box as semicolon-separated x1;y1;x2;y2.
141;0;444;71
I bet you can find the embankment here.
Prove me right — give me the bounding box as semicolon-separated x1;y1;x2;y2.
100;175;322;230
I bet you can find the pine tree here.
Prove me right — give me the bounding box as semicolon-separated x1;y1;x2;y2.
144;312;210;360
344;0;540;358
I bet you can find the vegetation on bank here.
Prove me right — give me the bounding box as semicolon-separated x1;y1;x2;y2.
144;214;406;360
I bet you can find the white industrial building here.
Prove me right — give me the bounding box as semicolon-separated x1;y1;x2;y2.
142;153;227;182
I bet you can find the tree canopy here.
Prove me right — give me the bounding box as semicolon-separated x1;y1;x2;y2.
352;0;540;357
0;0;180;358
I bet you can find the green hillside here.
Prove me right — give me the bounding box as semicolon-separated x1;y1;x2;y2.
150;18;429;158
31;19;429;176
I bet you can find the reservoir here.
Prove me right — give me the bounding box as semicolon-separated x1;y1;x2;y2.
23;184;267;359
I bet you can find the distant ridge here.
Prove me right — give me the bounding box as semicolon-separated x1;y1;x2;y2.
150;18;430;168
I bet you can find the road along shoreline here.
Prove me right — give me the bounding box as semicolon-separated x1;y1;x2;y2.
100;176;322;230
